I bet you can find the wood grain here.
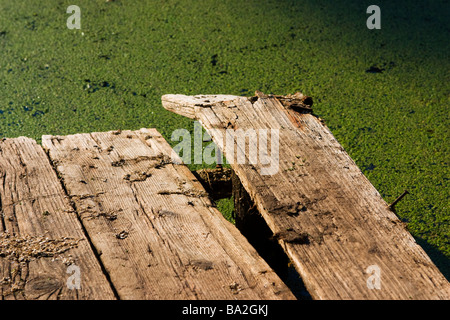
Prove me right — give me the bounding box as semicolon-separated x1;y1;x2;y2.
42;129;294;300
0;137;116;300
162;93;450;300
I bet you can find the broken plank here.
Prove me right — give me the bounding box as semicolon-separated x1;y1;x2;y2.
42;129;295;300
0;137;116;300
162;92;450;300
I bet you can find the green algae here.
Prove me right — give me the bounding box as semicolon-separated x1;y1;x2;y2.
0;0;448;277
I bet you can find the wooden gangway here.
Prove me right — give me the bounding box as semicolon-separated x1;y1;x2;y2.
162;91;450;300
0;129;293;300
0;91;449;300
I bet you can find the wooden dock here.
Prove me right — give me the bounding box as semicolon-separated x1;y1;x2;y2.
0;129;294;300
0;91;449;300
162;92;450;300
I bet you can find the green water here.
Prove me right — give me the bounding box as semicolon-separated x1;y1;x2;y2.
0;0;448;277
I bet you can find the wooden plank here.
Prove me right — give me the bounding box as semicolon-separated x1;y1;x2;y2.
161;93;450;300
42;129;295;300
0;137;116;300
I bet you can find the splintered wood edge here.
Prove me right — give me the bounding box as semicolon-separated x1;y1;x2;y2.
161;94;243;119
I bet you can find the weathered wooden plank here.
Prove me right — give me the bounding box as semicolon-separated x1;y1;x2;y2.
162;93;450;300
0;137;116;300
42;129;294;300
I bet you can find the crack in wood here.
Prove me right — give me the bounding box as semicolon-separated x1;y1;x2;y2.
123;171;152;182
0;232;82;262
111;154;172;169
0;172;5;232
157;189;208;198
271;230;310;245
